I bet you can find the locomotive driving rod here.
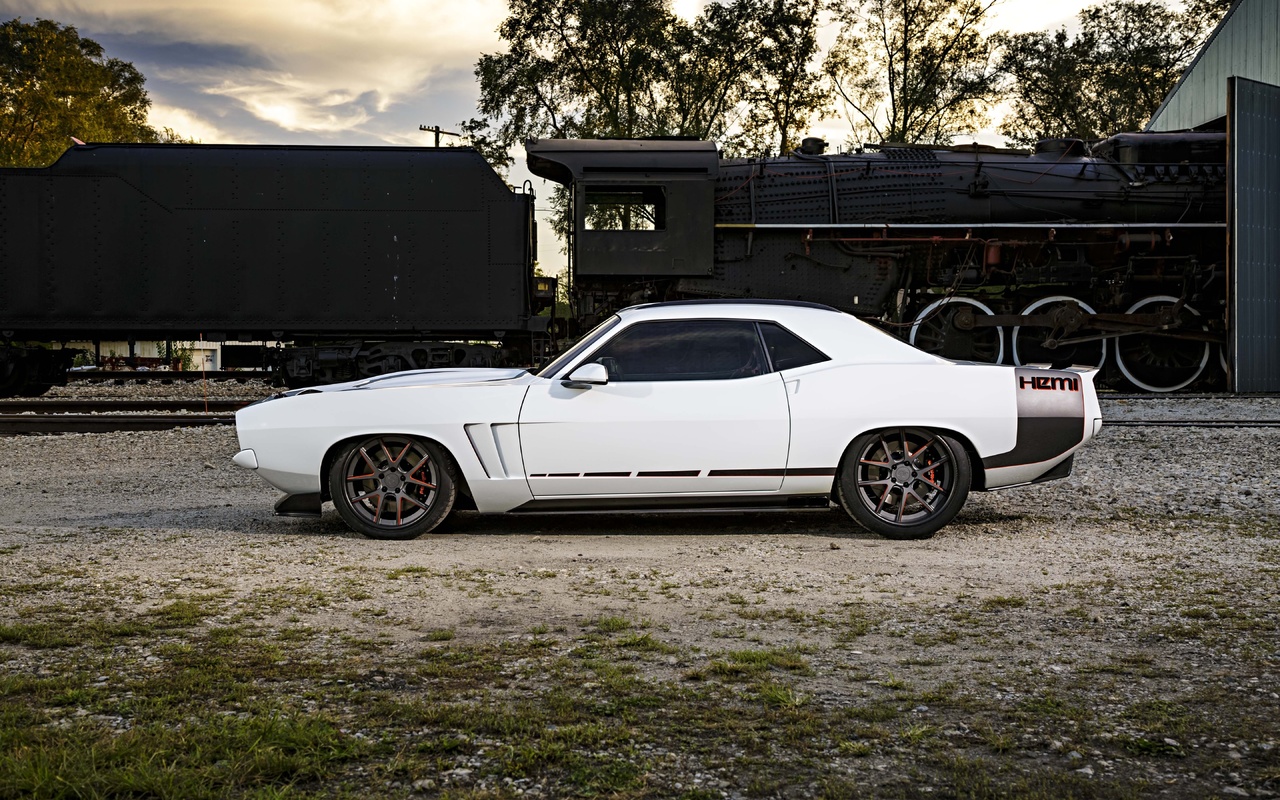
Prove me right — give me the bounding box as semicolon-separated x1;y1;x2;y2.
951;308;1225;345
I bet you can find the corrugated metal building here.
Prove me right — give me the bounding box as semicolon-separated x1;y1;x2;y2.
1147;0;1280;392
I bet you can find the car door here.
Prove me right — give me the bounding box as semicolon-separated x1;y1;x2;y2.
519;319;791;496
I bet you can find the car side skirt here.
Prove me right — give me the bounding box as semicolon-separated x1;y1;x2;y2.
509;494;833;513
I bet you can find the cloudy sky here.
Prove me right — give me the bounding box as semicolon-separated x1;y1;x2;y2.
2;0;1104;268
3;0;1110;148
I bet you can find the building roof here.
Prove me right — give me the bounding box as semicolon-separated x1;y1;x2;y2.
1147;0;1280;131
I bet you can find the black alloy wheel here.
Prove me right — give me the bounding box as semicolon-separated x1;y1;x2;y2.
837;427;971;540
328;435;457;539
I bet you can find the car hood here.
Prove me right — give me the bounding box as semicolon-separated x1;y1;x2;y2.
272;367;535;399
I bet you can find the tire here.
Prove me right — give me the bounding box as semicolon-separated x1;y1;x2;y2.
328;435;457;540
836;427;971;540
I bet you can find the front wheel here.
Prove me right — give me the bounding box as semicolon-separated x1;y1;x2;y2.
836;428;971;540
328;435;457;539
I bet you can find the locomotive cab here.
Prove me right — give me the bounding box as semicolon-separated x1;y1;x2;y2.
526;139;718;279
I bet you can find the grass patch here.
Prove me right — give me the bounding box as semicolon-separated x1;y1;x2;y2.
708;647;813;680
594;616;632;634
979;596;1028;612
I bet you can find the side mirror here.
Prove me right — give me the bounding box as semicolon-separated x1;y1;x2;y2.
562;362;609;388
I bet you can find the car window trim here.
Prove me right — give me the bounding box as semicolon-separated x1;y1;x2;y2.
537;315;622;379
568;317;827;383
755;320;832;372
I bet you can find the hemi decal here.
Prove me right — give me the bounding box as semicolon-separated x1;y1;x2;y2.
1018;374;1080;392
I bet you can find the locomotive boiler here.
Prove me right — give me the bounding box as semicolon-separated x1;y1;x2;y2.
527;132;1228;393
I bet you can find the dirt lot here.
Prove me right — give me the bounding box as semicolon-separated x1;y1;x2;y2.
0;410;1277;799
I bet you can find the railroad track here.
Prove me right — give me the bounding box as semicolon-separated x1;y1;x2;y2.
66;370;272;382
0;398;253;434
1100;392;1280;401
1104;419;1280;428
0;399;250;414
0;414;236;434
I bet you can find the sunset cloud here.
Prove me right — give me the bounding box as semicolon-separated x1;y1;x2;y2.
0;0;507;144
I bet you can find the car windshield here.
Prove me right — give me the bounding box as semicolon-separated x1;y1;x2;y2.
535;315;622;378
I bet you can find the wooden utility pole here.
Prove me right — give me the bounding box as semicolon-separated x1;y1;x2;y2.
418;125;461;147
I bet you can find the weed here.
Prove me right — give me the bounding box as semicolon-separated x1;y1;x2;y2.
594;616;631;634
757;681;808;710
980;596;1028;611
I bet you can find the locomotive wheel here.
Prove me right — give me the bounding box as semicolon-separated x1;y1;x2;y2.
836;427;971;540
328;435;457;540
0;359;29;399
909;297;1004;364
1115;296;1210;393
17;382;53;397
1012;296;1106;369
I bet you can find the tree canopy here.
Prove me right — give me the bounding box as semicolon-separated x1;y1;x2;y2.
997;0;1232;146
470;0;1230;157
464;0;827;169
823;0;1003;146
0;18;172;167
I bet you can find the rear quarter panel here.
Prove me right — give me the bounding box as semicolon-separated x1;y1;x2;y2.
780;361;1017;494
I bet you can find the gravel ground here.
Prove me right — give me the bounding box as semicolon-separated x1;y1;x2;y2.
1;390;1277;798
45;376;278;400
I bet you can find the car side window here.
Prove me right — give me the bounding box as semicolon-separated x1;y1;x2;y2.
586;320;766;381
758;322;829;371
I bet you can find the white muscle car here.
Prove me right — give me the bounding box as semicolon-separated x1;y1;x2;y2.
233;300;1102;540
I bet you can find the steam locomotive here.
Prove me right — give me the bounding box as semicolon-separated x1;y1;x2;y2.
527;131;1227;393
0;130;1227;396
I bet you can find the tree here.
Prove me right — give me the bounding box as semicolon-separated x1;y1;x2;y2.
0;18;169;167
725;0;830;157
997;0;1232;147
464;0;825;167
466;0;826;258
823;0;1003;146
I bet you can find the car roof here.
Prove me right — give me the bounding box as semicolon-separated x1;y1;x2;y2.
613;300;944;366
625;298;841;313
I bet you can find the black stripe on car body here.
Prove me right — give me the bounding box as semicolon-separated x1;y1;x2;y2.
530;467;837;479
985;368;1086;469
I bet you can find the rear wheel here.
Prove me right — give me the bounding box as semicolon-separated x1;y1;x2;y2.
328;435;457;539
837;428;971;540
